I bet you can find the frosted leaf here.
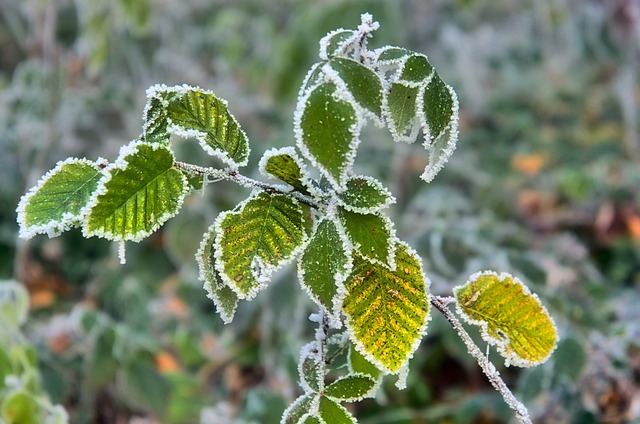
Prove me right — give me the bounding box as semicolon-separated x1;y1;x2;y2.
298;218;352;327
258;146;314;195
338;209;396;268
17;158;105;240
295;82;362;190
336;175;395;214
83;141;189;242
454;271;558;367
196;222;239;323
342;242;431;374
214;192;310;300
319;29;357;61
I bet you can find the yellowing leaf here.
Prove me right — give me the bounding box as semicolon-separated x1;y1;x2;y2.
454;271;558;367
343;242;430;374
214;192;309;299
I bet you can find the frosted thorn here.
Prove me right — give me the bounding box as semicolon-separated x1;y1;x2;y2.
118;240;127;264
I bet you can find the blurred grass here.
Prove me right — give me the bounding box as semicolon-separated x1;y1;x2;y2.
1;0;639;422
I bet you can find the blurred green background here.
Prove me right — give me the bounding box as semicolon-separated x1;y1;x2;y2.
1;0;639;422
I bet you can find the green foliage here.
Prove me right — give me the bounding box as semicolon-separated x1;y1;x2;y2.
13;12;559;424
0;281;68;423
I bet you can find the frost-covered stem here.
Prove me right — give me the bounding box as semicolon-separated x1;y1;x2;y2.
174;161;320;209
430;295;532;424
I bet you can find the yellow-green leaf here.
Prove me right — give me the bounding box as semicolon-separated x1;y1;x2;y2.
343;242;430;374
214;192;309;299
454;271;558;367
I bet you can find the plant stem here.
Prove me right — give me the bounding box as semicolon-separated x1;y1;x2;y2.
174;161;320;209
430;295;532;424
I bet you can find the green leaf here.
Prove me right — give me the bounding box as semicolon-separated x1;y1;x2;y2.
1;391;40;424
142;88;175;143
0;281;29;329
259;147;311;195
215;192;309;299
318;396;356;424
297;82;360;189
196;223;239;323
300;415;325;424
454;271;558;367
399;54;433;83
319;29;356;60
375;46;411;63
17;158;104;239
324;374;376;401
299;346;324;393
348;344;382;380
343;242;430;374
151;85;250;167
336;176;395;213
418;73;459;183
121;356;171;415
553;337;585;380
338;209;394;266
384;82;419;143
280;394;318;424
86;326;118;388
421;73;455;142
84;142;189;242
298;218;351;324
328;58;383;119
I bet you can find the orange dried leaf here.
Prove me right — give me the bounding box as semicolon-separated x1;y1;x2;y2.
155;351;180;373
510;154;546;176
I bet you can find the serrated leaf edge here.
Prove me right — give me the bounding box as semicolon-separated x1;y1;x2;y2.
323;373;377;402
297;216;353;328
335;174;396;214
280;394;320;424
258;146;320;197
195;222;239;324
81;140;189;242
16;157;106;239
294;79;365;190
453;270;558;367
323;60;384;127
344;241;431;375
146;83;250;168
338;209;398;270
418;83;459;183
213;190;309;300
298;342;325;393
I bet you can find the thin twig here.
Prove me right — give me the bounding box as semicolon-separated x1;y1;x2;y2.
430;295;532;424
174;161;320;209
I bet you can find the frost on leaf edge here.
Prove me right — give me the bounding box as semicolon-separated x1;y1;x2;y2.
335;174;396;214
196;222;239;324
213;190;309;300
81;140;189;243
343;241;431;375
297;216;353;328
323;373;377;402
16;157;106;240
293;77;365;191
418;84;459;183
279;393;320;424
453;270;558;367
338;209;398;270
258;146;317;196
146;83;251;169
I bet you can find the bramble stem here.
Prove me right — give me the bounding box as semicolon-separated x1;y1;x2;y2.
174;161;320;209
430;295;532;424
